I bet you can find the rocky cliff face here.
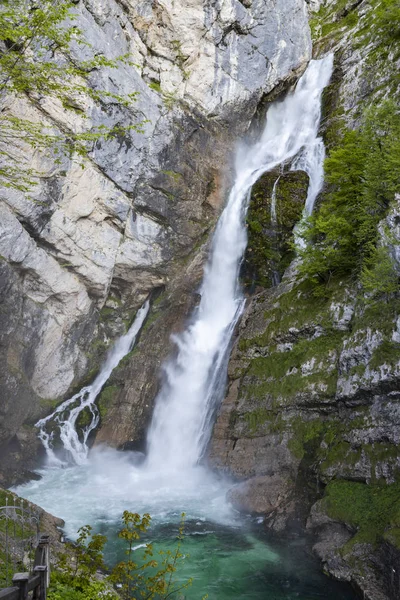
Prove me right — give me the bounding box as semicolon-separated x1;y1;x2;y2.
2;0;398;597
0;0;311;483
209;1;400;599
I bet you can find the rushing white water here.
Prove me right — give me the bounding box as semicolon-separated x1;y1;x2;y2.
145;54;334;473
270;176;280;226
15;55;333;542
36;300;149;466
291;137;326;217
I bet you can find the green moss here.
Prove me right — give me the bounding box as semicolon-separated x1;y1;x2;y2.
244;408;270;434
39;397;61;410
353;297;400;337
76;406;92;429
369;339;400;370
149;81;162;93
383;527;400;549
310;0;361;42
319;440;362;473
288;418;325;460
245;330;342;404
348;364;367;377
99;306;115;321
97;385;121;420
228;409;238;430
321;480;400;550
140;309;158;335
243;170;308;289
161;169;182;182
118;345;139;368
362;443;400;482
246;278;345;351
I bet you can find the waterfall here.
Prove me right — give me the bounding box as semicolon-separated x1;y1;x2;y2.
33;56;333;473
270;176;280;226
146;55;334;473
15;54;334;547
270;176;281;287
36;300;150;465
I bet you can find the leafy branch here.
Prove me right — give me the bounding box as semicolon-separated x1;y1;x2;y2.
0;0;144;192
50;511;193;600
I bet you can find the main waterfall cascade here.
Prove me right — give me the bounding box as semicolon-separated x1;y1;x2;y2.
146;54;334;471
14;56;347;600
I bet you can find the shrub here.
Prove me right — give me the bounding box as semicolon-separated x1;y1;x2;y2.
298;100;400;293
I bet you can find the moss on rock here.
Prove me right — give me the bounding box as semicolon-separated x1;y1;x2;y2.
321;479;400;550
242;170;308;289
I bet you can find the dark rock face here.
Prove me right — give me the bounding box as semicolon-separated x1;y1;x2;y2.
242;169;309;290
209;1;400;598
209;259;400;597
228;474;293;518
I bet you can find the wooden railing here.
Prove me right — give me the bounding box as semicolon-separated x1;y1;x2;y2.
0;535;50;600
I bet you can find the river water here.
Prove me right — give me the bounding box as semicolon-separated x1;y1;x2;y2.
14;55;356;599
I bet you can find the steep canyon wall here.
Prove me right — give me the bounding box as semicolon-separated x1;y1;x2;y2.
209;1;400;599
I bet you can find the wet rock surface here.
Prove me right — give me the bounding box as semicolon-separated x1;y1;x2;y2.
210;2;400;597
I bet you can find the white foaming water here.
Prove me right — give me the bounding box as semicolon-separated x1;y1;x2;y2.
270;176;280;225
145;54;334;473
292;138;326;216
15;56;333;535
36;300;150;466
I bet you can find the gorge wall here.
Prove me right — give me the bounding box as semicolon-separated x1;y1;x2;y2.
1;1;399;600
210;2;400;599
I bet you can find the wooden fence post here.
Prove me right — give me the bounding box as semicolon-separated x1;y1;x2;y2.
11;574;29;600
34;535;50;587
33;566;47;600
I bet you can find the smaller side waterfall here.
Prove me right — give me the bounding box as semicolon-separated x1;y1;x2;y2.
270;176;280;226
291;138;326;216
270;175;281;287
36;300;150;466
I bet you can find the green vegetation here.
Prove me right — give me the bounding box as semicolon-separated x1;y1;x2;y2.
246;331;341;402
369;339;400;370
299;101;400;294
309;0;360;41
322;480;400;550
0;0;142;192
244;408;270;433
368;0;400;46
149;82;162;93
1;502;192;599
0;490;39;586
361;243;398;300
160;170;182;182
98;385;121;420
310;0;400;46
48;512;191;600
287;419;325;460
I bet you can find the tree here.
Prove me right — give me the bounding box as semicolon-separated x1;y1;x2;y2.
0;0;142;192
298;100;400;293
48;512;192;600
361;243;399;301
